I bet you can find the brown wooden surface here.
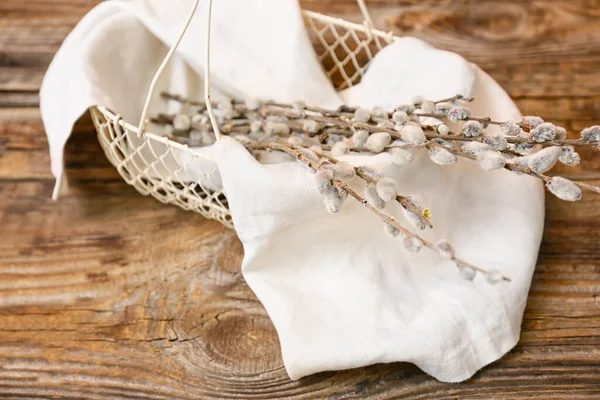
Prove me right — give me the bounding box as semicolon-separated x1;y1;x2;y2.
1;0;599;398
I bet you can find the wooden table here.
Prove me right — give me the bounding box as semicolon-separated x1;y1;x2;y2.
1;1;599;398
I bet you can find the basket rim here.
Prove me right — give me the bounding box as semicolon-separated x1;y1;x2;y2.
92;105;233;220
91;8;399;227
92;9;399;159
93;105;217;162
302;10;396;43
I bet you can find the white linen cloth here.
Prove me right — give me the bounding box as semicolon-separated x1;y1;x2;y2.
41;0;544;382
41;0;340;198
215;41;544;381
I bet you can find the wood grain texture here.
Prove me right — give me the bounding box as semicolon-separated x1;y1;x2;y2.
0;0;599;398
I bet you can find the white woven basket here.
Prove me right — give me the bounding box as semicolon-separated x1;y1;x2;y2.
91;0;395;229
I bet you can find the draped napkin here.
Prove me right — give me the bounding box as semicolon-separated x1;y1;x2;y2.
41;0;340;198
40;0;544;382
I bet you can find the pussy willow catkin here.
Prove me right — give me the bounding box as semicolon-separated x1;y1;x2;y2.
154;92;600;282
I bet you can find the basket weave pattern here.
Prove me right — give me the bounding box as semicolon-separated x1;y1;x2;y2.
92;10;394;228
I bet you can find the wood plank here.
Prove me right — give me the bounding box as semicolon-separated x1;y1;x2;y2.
0;108;598;397
0;175;598;399
0;1;103;92
1;0;600;99
304;0;600;97
0;91;39;108
0;0;102;17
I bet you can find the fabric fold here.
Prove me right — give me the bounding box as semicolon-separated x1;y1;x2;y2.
214;39;544;382
40;0;341;198
41;0;544;383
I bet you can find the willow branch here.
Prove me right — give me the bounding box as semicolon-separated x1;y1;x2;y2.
244;140;508;281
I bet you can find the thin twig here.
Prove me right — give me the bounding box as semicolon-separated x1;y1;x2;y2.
161;93;599;150
244;140;508;281
158;91;600;198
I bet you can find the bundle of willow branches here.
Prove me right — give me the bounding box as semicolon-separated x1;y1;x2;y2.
152;92;600;283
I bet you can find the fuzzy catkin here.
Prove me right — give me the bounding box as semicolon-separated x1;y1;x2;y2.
233;135;254;145
315;169;333;194
164;124;174;137
303;119;322;134
559;146;581;166
390;148;413;165
358;165;383;180
189;129;205;143
531;122;556;143
428;146;457;165
366;132;392;153
250;120;262;133
245;97;261;111
392;110;408;125
218;99;232;110
512;156;530;170
371;107;388;119
201;131;216;145
478;151;506;171
292;100;306;110
287;136;304;146
485;270;504;284
324;188;345;214
376;178;398;202
528;146;561;174
217;99;233;111
459;265;476;281
437;124;450;135
298;147;320;163
365;184;386;209
546;176;582;201
265;121;290;136
435;102;451;114
447;106;471;122
461;121;483;137
331;142;350;157
421;100;435;114
189;128;202;141
395;104;415;113
462;141;490;155
266;115;287;123
509;156;528;173
435;138;453;148
326;134;344;145
354;108;371;123
412;96;425;106
173;114;191;131
212;111;225;125
581;125;600;143
403;196;427;230
403;236;423;253
378;120;395;129
190;113;205;124
501;121;521;136
325;194;341;215
384;222;400;237
319;162;334;172
513;140;534;154
401;124;426;145
333;162;356;180
522;116;544;128
483;134;508;150
218;100;238;119
352;130;369;147
435;239;454;259
555;126;567;141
